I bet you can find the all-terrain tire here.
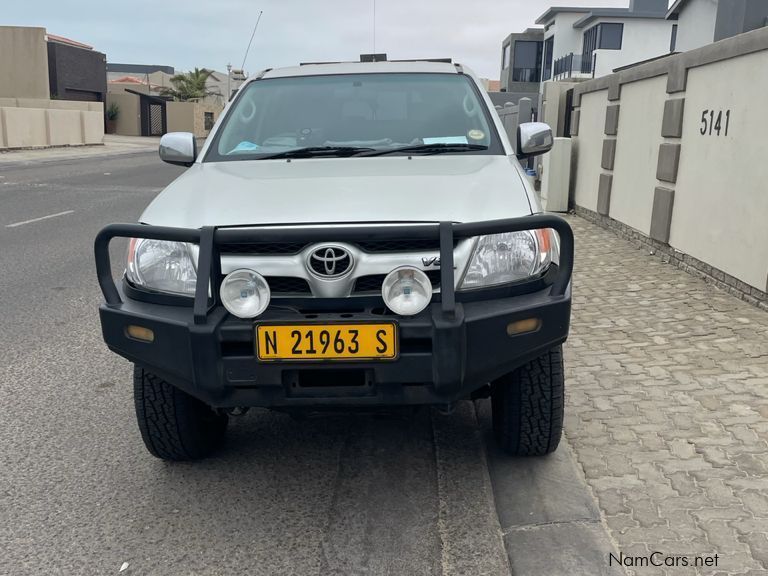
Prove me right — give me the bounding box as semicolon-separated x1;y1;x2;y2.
491;346;564;456
133;365;228;461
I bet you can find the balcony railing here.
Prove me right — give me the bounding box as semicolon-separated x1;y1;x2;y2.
552;53;595;80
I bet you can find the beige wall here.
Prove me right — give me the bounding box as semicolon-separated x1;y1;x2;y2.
193;103;221;137
572;90;608;212
81;111;104;144
166;101;196;133
1;107;48;148
0;26;50;99
569;27;768;292
541;81;577;138
0;99;105;149
106;93;141;136
46;109;83;146
610;75;667;235
669;51;768;290
0;98;103;113
167;101;222;137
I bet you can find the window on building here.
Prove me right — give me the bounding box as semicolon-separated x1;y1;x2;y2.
599;23;623;49
502;43;511;70
542;36;554;81
512;40;543;83
204;111;215;131
670;24;678;52
582;23;624;72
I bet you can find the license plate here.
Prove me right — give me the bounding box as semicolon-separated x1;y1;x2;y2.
255;322;398;361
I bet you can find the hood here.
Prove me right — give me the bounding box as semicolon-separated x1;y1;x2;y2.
140;155;532;228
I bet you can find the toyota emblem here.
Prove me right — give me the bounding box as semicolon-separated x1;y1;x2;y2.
308;246;353;277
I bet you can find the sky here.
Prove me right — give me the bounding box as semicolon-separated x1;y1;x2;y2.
5;0;650;79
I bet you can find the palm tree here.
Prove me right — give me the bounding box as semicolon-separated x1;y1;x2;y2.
160;68;215;101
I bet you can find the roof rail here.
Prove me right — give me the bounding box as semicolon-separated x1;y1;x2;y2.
390;58;453;64
299;58;454;66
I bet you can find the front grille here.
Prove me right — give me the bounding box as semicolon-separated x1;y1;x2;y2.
354;238;457;253
266;276;312;295
353;269;443;294
219;238;459;255
220;242;307;255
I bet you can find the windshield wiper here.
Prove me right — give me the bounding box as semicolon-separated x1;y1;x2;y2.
256;146;376;160
359;143;489;157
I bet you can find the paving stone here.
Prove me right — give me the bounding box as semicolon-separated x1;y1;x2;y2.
563;215;768;575
597;488;631;516
697;479;741;507
627;496;666;528
667;472;700;497
669;439;697;459
740;492;768;517
700;520;753;555
605;513;639;535
692;508;752;522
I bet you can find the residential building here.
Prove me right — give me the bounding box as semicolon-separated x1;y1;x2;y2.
206;68;248;105
107;63;175;96
478;78;502;92
535;0;675;81
667;0;768;52
107;64;246;107
500;28;545;93
107;73;174;96
47;34;106;102
0;26;104;149
107;63;175;83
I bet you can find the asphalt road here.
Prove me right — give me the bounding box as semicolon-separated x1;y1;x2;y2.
0;153;512;576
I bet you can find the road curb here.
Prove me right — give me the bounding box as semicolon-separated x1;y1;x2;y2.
476;400;627;576
0;147;157;168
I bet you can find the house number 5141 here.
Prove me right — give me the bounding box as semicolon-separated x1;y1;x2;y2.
700;109;731;136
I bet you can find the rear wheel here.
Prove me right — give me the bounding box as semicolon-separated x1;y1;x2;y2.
133;365;228;461
491;346;564;456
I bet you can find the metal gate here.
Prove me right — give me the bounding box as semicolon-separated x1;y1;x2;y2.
139;99;167;136
127;89;168;136
147;103;165;136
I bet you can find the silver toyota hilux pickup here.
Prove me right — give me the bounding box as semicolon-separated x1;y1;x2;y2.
95;58;573;461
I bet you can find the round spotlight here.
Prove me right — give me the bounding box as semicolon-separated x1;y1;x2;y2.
381;267;433;316
220;269;270;318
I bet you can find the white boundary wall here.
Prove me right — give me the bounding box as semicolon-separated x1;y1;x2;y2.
569;27;768;298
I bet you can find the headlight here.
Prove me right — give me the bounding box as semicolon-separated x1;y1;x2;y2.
459;229;554;290
126;238;198;296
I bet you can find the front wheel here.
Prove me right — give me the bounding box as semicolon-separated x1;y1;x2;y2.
133;365;228;461
491;346;564;456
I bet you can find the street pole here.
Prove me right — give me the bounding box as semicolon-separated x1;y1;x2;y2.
227;62;232;102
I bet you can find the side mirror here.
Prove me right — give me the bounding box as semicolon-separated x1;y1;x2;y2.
517;122;553;159
159;132;197;166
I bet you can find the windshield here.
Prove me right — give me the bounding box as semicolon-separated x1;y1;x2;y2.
206;73;503;161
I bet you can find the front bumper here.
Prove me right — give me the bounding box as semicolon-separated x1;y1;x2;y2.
95;215;573;408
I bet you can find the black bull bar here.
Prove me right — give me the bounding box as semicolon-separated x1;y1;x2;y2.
94;214;574;321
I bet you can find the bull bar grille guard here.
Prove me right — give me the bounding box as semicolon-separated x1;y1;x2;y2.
94;214;573;325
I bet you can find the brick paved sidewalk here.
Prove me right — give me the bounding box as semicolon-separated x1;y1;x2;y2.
564;215;768;576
